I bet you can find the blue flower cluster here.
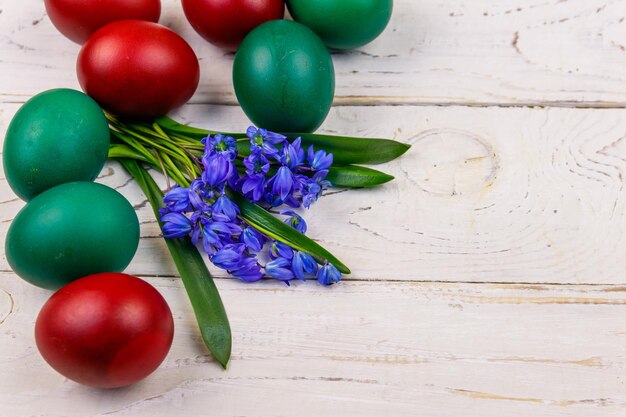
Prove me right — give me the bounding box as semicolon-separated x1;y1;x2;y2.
238;127;333;208
159;127;340;286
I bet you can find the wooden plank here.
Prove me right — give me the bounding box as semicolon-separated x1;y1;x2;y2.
2;0;626;107
1;273;626;416
2;103;626;284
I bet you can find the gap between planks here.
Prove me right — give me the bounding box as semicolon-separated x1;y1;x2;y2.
7;97;626;109
1;269;623;289
190;97;626;109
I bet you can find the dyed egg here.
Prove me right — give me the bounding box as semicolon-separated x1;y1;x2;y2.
77;21;200;118
233;20;334;132
36;273;174;388
286;0;393;50
181;0;285;50
3;89;110;201
44;0;161;44
5;182;140;290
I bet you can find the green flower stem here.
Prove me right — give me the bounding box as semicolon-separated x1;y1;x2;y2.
108;143;151;163
109;116;198;187
155;150;189;187
108;142;191;188
116;123;190;164
110;130;158;165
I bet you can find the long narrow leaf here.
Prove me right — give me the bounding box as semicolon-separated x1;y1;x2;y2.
156;116;410;166
229;191;351;274
294;134;410;166
119;159;232;369
327;165;394;188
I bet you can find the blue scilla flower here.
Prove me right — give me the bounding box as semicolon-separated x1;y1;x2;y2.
292;251;318;280
161;212;192;238
269;241;294;260
211;244;246;270
188;178;212;210
262;190;283;208
187;210;238;255
238;173;266;202
243;152;270;176
236;130;334;210
232;256;264;282
199;134;238;189
201;223;231;255
302;187;321;209
278;137;305;170
160;125;339;286
163;186;191;212
242;226;265;252
247;126;286;155
281;209;307;234
202;152;234;187
302;170;332;208
213;194;240;221
237;148;272;203
202;133;238;159
270;166;296;201
264;190;300;209
307;145;334;171
317;263;341;285
265;257;294;281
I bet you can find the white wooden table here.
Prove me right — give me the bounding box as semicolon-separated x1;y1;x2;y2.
2;1;626;416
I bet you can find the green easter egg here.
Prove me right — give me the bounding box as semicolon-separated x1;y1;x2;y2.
3;88;110;201
6;182;140;290
286;0;393;50
233;20;335;133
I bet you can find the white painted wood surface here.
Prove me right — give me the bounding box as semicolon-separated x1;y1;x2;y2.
2;0;626;416
3;0;626;106
3;273;626;417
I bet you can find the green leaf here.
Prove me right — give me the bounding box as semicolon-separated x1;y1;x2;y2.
155;116;410;166
119;159;232;369
294;134;410;166
228;191;351;274
327;165;394;188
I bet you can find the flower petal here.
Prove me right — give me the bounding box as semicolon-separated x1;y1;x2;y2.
317;264;341;285
265;258;294;281
272;166;294;201
214;195;240;221
161;212;192;238
242;227;265;252
211;247;243;270
281;209;307;234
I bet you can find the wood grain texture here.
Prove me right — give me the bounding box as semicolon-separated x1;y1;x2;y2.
1;273;626;417
4;103;624;284
2;0;626;107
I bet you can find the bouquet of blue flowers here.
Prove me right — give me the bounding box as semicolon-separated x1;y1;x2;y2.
108;115;409;367
160;128;340;285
